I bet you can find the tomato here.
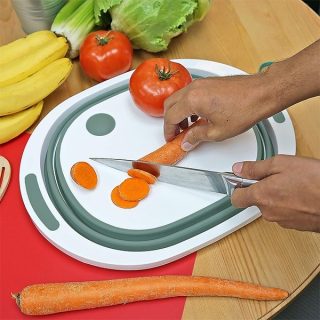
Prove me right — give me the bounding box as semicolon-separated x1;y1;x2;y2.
129;58;192;117
79;30;133;82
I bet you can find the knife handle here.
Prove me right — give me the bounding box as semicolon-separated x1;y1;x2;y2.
221;173;258;196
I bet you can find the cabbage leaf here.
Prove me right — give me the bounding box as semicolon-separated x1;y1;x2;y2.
95;0;212;52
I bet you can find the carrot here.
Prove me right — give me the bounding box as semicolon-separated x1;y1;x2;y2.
111;119;206;208
119;178;150;201
139;118;207;166
111;186;139;209
127;168;157;184
12;275;289;316
70;162;97;190
138;130;186;166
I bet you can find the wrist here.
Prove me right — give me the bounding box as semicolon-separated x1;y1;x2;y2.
246;69;281;122
262;40;320;113
258;63;287;118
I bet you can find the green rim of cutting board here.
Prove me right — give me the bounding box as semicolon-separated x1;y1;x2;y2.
25;78;275;252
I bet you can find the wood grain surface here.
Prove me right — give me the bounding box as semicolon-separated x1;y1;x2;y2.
1;0;319;319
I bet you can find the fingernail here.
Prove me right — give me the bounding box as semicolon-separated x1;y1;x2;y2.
181;141;194;151
233;162;243;174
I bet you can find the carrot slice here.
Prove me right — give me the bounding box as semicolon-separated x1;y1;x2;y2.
70;162;97;190
111;186;139;209
127;168;157;184
119;178;149;201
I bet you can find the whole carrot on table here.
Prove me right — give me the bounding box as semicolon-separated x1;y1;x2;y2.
12;275;288;316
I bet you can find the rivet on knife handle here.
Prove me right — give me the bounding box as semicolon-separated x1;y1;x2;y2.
221;173;258;196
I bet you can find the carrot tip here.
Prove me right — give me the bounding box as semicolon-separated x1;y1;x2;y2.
11;292;20;308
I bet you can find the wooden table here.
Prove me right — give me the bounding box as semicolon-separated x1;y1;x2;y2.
1;0;320;319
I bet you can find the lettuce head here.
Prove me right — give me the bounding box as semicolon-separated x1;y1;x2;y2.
95;0;212;52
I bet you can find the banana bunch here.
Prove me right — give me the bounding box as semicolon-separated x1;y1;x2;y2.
0;30;73;144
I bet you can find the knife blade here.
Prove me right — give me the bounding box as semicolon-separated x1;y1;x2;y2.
90;158;257;196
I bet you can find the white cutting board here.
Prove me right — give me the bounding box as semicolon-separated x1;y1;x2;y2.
19;59;296;270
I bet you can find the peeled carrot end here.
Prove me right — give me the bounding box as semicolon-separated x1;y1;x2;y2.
127;168;157;184
71;162;98;190
111;186;139;209
11;292;20;308
119;178;150;201
277;289;289;300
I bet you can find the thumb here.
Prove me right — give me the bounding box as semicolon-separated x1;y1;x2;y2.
232;158;277;180
181;124;212;151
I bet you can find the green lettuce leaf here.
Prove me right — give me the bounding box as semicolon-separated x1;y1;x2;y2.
94;0;123;26
94;0;212;52
110;0;200;52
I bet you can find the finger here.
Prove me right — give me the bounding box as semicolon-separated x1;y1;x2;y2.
231;186;257;208
277;215;320;232
163;86;188;113
232;157;279;180
164;101;194;142
262;207;320;232
163;118;181;142
181;122;213;151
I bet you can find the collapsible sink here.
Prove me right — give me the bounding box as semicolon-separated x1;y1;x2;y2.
20;60;295;270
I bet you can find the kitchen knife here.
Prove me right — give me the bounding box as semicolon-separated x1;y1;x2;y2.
90;158;257;196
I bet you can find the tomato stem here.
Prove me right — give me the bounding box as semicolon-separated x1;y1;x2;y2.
95;34;113;46
155;63;178;81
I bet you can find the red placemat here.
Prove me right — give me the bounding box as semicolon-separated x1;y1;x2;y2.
0;133;196;320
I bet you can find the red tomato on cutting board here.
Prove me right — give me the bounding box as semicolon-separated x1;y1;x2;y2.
129;58;192;117
80;30;133;82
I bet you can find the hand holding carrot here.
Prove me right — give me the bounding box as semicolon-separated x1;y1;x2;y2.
163;40;320;151
163;74;271;150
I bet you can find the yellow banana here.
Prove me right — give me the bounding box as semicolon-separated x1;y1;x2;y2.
0;101;43;144
0;30;57;66
0;58;72;116
0;36;68;88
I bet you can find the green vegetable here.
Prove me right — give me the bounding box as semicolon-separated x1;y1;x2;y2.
94;0;122;26
95;0;212;52
52;0;212;57
51;0;95;58
193;0;212;20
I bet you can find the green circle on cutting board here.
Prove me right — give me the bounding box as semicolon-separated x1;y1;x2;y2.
86;113;115;136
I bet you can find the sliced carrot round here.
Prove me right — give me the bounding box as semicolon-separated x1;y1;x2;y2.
70;161;97;190
111;186;139;209
119;178;150;201
127;168;157;184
